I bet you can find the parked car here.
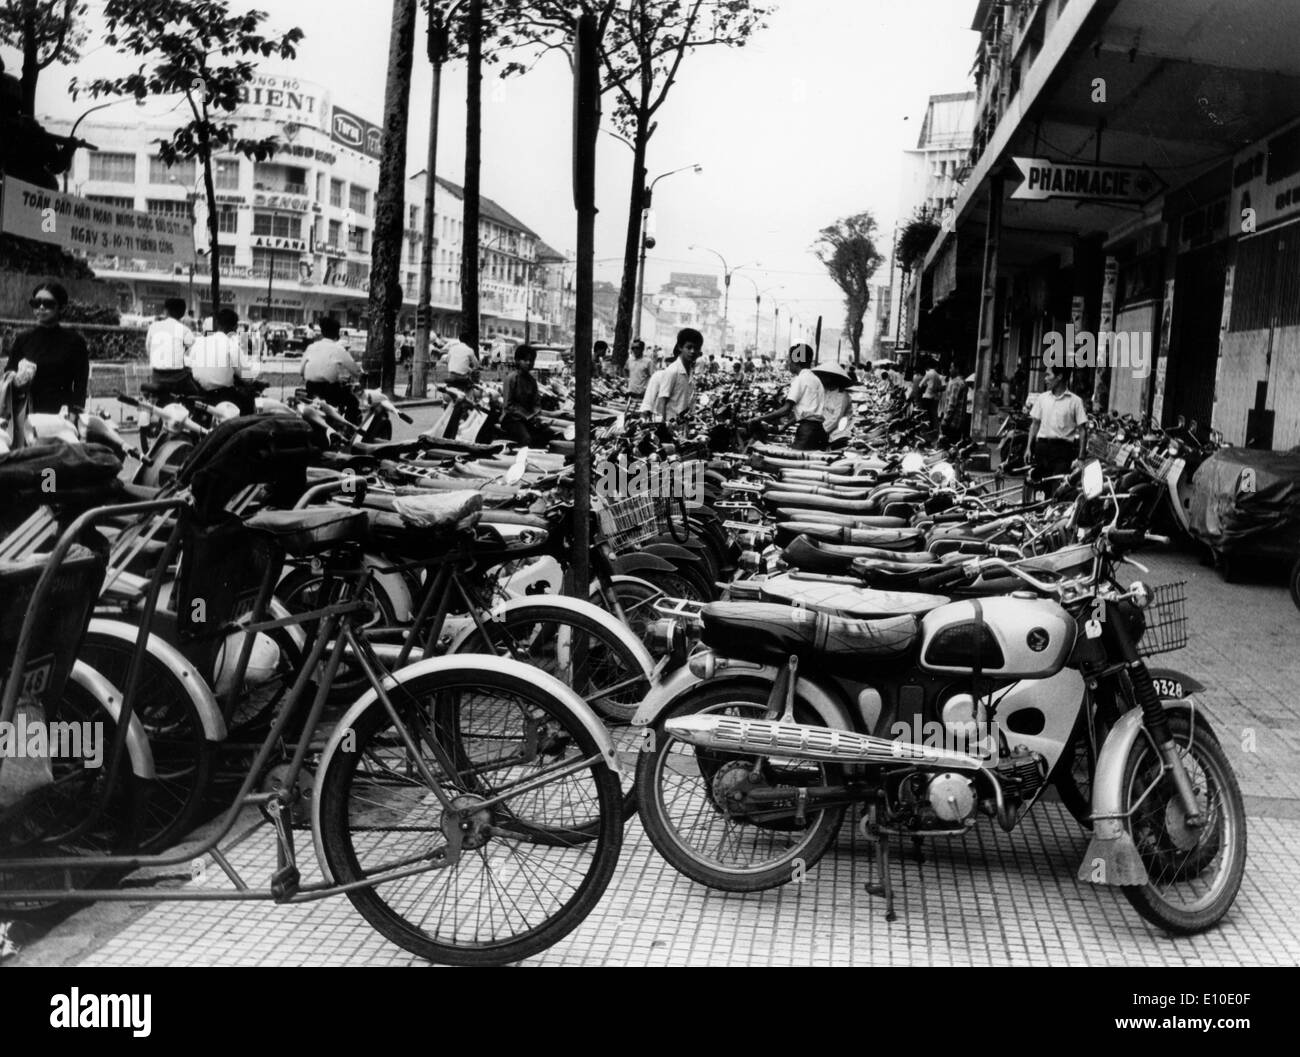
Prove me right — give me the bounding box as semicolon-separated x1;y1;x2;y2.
339;328;368;354
531;346;567;373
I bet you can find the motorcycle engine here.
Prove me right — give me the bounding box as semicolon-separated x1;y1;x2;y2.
926;773;976;823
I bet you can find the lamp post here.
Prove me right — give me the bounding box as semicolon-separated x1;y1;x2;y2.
689;245;758;355
61;98;145;191
739;277;781;362
412;1;463;397
633;163;702;344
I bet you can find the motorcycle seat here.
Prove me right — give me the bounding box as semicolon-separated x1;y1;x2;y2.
139;382;178;399
764;490;879;514
245;507;370;557
700;601;918;671
392;490;484;532
782;534;938;575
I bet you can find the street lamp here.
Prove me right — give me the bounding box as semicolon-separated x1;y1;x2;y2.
633;163;702;345
61;98;145;191
689;245;758;355
739;276;781;362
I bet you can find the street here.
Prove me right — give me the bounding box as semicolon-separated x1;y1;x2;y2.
8;550;1299;968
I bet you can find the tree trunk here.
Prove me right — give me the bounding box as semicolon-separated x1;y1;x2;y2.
366;0;418;396
460;0;482;347
612;125;647;373
200;140;221;318
19;0;39;116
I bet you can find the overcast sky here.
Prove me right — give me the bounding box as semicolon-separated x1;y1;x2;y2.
15;0;978;344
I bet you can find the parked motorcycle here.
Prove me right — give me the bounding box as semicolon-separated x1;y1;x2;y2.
633;461;1246;934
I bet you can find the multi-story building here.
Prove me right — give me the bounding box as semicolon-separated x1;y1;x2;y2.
45;72;568;341
911;0;1300;449
888;91;976;363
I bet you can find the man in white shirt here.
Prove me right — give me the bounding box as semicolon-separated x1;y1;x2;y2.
443;330;481;389
919;360;944;428
1028;366;1089;480
749;343;828;449
147;297;195;390
653;328;703;424
302;316;363;422
188;308;257;414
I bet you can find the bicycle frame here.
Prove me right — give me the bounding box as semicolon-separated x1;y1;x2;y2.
1;502;609;906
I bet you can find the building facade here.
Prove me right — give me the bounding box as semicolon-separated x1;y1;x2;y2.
45;72;569;342
910;0;1300;449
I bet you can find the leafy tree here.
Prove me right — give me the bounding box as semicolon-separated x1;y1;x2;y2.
492;0;771;366
814;212;884;364
0;0;87;115
72;0;303;316
897;210;940;274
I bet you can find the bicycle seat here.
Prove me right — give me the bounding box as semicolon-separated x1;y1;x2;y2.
392;490;483;532
700;601;918;673
244;507;369;556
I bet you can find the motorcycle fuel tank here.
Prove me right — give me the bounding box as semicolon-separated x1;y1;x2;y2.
918;596;1076;679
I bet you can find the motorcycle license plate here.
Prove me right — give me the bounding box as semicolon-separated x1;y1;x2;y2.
1151;677;1184;699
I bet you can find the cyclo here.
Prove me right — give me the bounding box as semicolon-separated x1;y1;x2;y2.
0;416;623;967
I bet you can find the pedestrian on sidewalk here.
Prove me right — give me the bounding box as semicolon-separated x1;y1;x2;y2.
919;359;943;428
1028;365;1088;481
147;297;196;393
626;339;653;402
4;280;90;414
939;361;968;441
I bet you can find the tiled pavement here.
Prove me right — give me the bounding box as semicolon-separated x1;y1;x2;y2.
7;550;1300;967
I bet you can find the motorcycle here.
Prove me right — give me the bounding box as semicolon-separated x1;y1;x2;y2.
632;460;1246;935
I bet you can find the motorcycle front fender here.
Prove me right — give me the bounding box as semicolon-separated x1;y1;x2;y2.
630;650;854;732
1145;667;1205;699
1077;698;1200;888
609;552;678;576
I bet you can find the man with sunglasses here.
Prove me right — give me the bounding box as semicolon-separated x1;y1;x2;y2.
4;280;90;413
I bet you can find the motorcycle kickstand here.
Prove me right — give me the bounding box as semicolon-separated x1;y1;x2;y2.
860;805;896;923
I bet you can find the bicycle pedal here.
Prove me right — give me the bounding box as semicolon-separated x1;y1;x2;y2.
270;865;300;900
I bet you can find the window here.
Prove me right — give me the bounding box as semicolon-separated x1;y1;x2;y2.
217;247;236;270
217;206;239;234
408;239;419;264
330;179;344;207
252;212;302;239
145;198;193;220
408;204;420;228
148;155;195;185
214;158;240;190
86;194;135;209
88;152;137;182
328;219;342;247
252;248;300;279
347;225;368;253
349;184;369;216
283;166;308;195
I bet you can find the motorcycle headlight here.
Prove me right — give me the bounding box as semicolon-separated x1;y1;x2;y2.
1130;581;1151;609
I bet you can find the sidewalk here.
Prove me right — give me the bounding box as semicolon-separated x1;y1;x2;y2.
7;550;1300;967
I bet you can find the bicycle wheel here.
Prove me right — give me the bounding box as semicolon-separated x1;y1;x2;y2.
0;675;143;920
76;629;214;852
449;602;649;817
316;665;622;966
590;576;664;656
449;602;651;724
277;567;401;703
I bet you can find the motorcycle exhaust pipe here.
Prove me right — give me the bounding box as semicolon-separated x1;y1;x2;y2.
663;715;984;770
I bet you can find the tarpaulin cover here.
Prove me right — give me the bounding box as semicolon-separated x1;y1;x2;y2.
1188;447;1300;553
